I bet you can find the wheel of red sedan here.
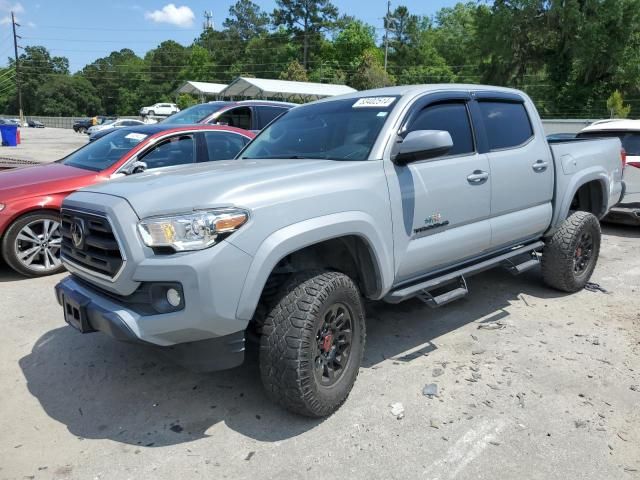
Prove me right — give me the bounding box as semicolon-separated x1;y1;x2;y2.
1;211;64;277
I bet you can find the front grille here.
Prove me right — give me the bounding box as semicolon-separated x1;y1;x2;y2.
61;209;124;279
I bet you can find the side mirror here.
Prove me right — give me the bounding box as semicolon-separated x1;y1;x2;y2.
126;160;148;175
393;130;453;165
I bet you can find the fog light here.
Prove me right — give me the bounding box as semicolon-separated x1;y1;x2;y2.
166;288;181;307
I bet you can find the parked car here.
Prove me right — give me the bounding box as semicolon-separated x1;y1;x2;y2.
139;103;179;117
87;119;146;140
27;119;45;128
54;84;624;417
577;119;640;225
0;124;255;277
163;100;295;132
73;116;113;134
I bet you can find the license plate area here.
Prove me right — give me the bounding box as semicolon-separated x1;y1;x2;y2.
63;292;95;333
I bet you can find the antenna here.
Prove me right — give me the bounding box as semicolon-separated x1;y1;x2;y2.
203;10;214;31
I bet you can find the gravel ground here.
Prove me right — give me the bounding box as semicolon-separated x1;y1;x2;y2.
0;128;87;165
0;224;638;480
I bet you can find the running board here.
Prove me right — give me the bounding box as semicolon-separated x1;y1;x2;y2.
385;241;544;304
505;257;540;275
416;276;468;307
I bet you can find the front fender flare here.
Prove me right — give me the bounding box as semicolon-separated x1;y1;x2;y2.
233;211;394;321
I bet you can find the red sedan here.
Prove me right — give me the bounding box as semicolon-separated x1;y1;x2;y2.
0;124;254;277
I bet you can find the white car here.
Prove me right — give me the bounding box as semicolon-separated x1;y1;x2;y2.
87;119;145;135
139;103;180;117
578;119;640;225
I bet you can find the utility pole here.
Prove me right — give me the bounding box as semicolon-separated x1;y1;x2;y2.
11;11;23;124
383;0;391;73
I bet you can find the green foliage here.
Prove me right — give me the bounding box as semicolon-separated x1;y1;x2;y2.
224;0;270;41
350;50;395;90
272;0;339;67
606;90;631;118
3;1;640;118
176;93;199;110
35;75;102;116
279;60;309;81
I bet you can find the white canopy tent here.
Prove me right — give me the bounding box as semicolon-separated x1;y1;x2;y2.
219;77;356;101
175;81;228;101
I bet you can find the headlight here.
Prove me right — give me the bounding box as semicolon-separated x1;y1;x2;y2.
137;208;248;252
0;203;5;212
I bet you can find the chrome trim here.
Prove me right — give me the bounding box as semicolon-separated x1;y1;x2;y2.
60;208;127;283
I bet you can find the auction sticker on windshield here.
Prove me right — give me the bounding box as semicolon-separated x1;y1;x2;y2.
125;133;148;142
353;97;396;108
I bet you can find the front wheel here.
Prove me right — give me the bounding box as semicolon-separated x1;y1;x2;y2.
542;211;601;292
1;211;64;277
148;110;155;117
260;270;366;417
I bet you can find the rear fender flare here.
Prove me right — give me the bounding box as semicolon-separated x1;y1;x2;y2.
549;168;609;233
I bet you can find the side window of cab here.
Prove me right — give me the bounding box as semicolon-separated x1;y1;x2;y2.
407;102;475;156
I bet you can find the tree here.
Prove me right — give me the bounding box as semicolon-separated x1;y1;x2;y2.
432;3;481;82
224;0;270;41
34;75;102;116
333;20;377;68
7;46;70;114
350;50;395;90
279;60;309;81
272;0;339;69
81;49;145;115
606;90;631;118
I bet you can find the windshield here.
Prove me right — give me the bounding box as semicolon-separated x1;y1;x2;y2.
61;129;149;171
577;130;640;155
241;96;398;161
162;102;230;124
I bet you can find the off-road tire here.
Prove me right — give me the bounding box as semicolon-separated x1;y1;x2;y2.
259;270;366;417
2;211;65;277
542;211;601;292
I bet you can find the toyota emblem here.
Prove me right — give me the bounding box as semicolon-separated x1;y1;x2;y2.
71;218;86;248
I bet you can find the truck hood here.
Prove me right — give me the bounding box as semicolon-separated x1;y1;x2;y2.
0;163;97;201
80;159;376;218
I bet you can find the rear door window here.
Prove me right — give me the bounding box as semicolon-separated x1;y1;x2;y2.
202;131;250;161
407;102;475;156
140;134;196;169
478;101;533;150
214;107;252;130
256;106;288;129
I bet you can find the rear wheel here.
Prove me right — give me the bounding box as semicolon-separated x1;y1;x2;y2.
259;270;366;417
542;211;601;292
1;211;64;277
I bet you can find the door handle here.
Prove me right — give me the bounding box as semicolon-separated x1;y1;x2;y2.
467;170;489;185
532;159;548;172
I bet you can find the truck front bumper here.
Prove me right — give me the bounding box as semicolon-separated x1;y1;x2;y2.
55;275;246;372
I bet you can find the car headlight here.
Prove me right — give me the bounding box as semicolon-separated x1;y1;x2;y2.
0;203;5;212
137;208;249;252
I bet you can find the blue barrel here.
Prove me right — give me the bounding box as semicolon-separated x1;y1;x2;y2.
0;124;18;147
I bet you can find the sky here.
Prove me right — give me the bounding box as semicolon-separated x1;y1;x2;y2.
0;0;462;72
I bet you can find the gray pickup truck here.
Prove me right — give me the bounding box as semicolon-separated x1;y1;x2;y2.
55;85;624;417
